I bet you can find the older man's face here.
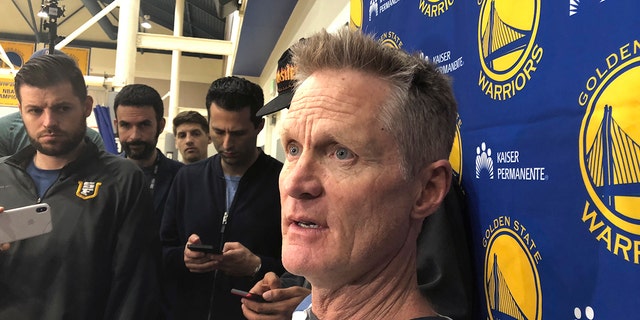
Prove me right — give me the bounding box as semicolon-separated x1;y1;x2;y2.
279;69;420;288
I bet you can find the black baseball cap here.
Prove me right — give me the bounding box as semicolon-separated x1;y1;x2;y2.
256;44;298;117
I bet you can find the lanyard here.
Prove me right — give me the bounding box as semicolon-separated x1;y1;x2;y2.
148;153;160;191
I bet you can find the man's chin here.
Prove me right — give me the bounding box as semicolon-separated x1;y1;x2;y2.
185;155;201;162
126;153;147;160
34;142;75;157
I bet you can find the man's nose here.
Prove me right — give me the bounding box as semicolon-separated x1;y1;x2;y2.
185;135;195;145
222;134;232;148
129;126;143;141
41;109;58;128
281;152;323;200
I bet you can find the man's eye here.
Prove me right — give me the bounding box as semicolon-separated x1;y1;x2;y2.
334;147;353;160
288;144;300;156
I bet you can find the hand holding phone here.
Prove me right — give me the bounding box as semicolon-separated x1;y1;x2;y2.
0;203;52;243
231;288;266;302
187;243;221;254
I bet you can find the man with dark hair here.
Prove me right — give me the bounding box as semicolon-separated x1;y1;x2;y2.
113;84;183;221
0;49;104;157
172;110;211;163
0;54;159;319
0;111;105;157
161;76;284;319
113;83;183;319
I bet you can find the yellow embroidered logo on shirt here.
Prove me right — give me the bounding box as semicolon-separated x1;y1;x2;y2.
76;181;102;200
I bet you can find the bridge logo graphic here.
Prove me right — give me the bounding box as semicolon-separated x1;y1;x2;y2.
477;0;543;100
579;46;640;263
484;225;542;320
484;222;542;320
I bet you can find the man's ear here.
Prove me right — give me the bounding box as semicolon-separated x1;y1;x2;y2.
256;118;265;133
83;96;94;118
411;159;452;220
158;117;166;134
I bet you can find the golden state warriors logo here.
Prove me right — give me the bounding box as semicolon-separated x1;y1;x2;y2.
483;216;542;320
378;31;403;49
76;181;102;200
477;0;543;100
578;39;640;264
419;0;455;18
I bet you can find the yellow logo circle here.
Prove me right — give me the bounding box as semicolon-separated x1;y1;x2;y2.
484;228;542;320
477;0;541;82
579;57;640;235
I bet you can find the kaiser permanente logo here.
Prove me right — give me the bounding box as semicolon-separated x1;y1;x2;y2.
477;0;543;101
483;216;542;320
369;0;401;22
475;142;547;181
578;39;640;265
420;50;464;74
418;0;454;18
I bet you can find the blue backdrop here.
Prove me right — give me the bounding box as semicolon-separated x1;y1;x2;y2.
353;0;640;319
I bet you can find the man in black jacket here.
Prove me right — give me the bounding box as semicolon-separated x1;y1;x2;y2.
161;76;284;319
0;53;159;319
113;84;184;319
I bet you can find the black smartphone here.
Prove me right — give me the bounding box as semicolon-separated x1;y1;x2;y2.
187;243;221;254
230;288;266;302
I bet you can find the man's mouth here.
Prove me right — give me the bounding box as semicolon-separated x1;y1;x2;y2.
296;221;320;229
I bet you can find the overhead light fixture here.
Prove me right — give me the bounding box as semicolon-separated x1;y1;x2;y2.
38;0;65;19
140;15;152;29
37;7;49;18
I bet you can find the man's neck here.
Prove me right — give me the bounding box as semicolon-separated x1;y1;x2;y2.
33;140;86;170
309;246;436;319
132;148;158;168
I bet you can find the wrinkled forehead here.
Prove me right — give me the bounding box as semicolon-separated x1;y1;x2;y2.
281;70;392;144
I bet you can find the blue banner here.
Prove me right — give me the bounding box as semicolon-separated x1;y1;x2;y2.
353;0;640;319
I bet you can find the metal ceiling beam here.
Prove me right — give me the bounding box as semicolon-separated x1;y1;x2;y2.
56;0;120;50
80;0;118;40
11;0;40;43
136;33;234;56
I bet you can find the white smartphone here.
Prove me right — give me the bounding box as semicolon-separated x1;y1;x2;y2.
0;203;53;243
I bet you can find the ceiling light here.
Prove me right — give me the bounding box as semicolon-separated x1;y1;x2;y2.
37;1;65;19
140;15;152;29
37;6;49;18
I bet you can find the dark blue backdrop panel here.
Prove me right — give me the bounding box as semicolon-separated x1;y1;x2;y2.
358;0;640;319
